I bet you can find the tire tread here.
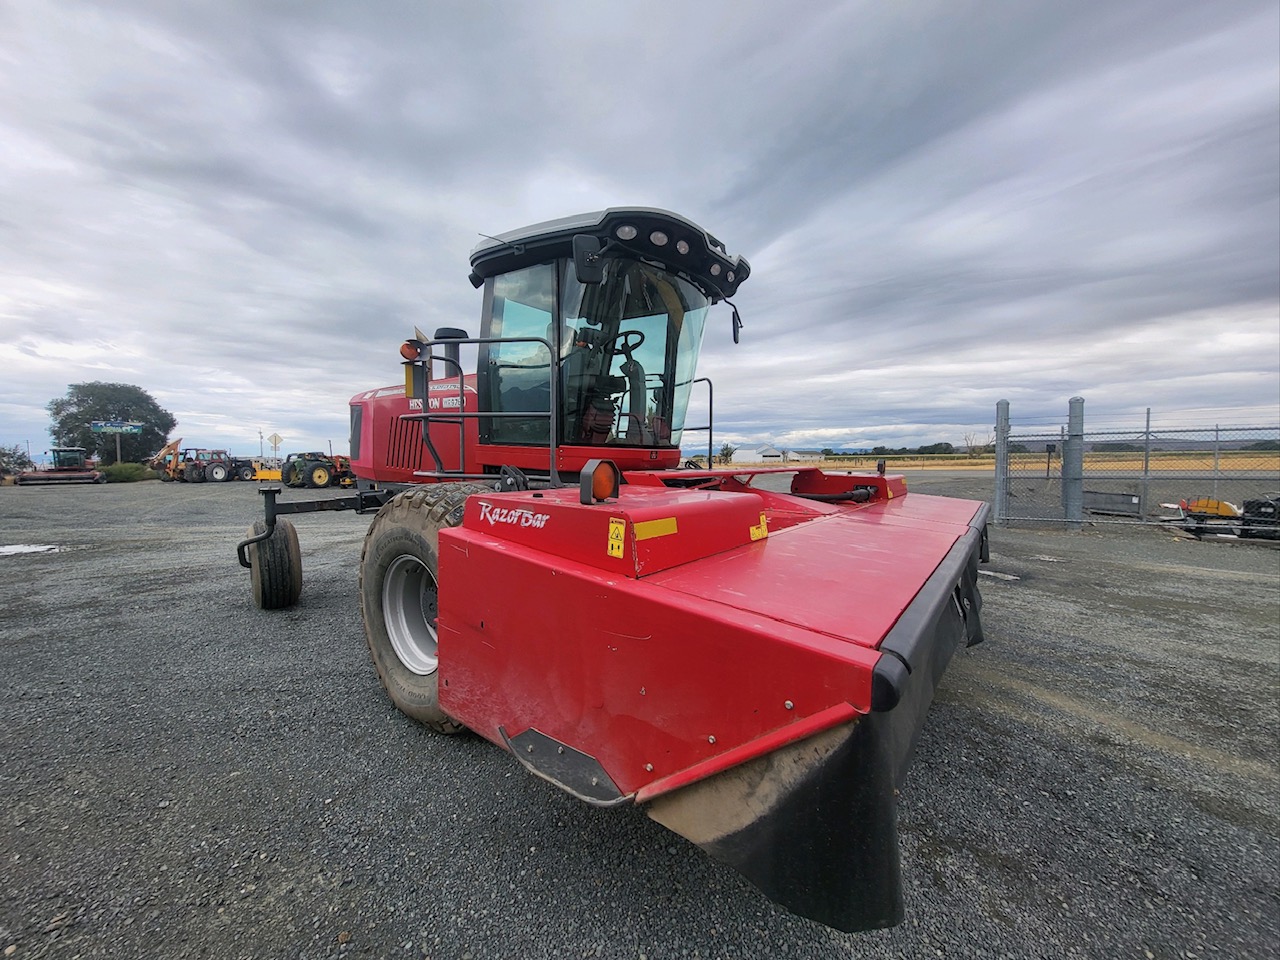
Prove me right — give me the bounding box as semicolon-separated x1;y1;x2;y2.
248;518;302;609
359;482;493;734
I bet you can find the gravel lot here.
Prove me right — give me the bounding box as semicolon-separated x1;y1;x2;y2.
1;477;1277;960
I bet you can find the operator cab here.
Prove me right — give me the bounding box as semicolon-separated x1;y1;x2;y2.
470;209;748;453
401;208;748;481
50;447;89;469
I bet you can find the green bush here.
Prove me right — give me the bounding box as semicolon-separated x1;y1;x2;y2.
101;462;156;483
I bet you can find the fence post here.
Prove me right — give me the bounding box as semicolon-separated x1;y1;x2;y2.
994;400;1010;525
1139;407;1152;516
1064;396;1085;530
1212;424;1220;500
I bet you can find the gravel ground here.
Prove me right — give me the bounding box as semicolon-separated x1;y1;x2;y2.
1;477;1277;960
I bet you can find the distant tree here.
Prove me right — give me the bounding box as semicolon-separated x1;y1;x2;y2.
963;431;995;457
820;448;835;457
1244;439;1280;451
1008;443;1030;454
868;443;959;456
0;444;35;476
47;382;177;465
717;442;738;465
1092;442;1141;452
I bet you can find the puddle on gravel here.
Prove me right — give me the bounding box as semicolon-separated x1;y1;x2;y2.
0;544;66;556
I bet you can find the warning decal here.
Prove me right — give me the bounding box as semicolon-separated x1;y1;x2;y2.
607;518;626;558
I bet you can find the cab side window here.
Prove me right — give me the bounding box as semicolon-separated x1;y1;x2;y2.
484;264;555;445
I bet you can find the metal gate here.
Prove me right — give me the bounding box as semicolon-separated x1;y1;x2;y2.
994;398;1280;529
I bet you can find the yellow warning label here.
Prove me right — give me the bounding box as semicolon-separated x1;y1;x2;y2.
749;512;769;541
633;517;678;541
607;518;626;558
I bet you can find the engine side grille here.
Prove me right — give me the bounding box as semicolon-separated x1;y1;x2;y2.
386;417;425;472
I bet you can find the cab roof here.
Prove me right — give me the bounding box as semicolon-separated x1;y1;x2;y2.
468;207;749;300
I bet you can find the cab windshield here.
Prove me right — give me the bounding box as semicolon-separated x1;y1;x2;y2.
481;258;710;448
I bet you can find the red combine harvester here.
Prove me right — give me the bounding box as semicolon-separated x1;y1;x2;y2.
16;447;106;485
237;208;990;932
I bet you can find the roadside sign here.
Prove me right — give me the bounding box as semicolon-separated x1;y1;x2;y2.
91;421;144;434
267;433;283;447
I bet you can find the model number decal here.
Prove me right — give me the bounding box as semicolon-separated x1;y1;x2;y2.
478;502;550;529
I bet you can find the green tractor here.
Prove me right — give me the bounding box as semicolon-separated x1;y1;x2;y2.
279;452;352;489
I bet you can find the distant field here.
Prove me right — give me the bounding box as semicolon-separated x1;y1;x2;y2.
730;458;994;472
1063;451;1280;473
731;451;1280;474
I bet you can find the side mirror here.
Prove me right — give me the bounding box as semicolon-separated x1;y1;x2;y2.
572;235;604;284
731;304;744;344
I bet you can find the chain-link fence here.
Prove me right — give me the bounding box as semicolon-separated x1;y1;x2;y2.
994;399;1280;534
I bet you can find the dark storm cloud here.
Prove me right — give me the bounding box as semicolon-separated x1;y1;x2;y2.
714;3;1261;221
1;0;1275;455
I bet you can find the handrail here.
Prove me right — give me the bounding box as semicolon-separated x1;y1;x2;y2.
680;377;714;466
403;333;709;479
403;334;562;488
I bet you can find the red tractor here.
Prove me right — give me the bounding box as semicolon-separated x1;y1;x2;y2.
149;444;256;483
238;208;990;932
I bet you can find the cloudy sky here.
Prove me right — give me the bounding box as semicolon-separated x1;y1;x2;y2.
2;0;1277;458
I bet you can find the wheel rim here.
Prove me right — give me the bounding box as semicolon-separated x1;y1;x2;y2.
315;468;330;485
382;554;438;675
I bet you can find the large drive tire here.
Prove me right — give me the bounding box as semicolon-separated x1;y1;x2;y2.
184;463;205;482
238;465;255;481
281;462;298;486
359;483;492;733
306;462;332;489
246;518;302;609
159;472;174;482
207;462;229;482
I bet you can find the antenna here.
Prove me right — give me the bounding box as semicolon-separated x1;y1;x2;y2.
477;232;525;255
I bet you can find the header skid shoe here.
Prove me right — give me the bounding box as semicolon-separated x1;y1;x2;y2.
647;718;904;931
